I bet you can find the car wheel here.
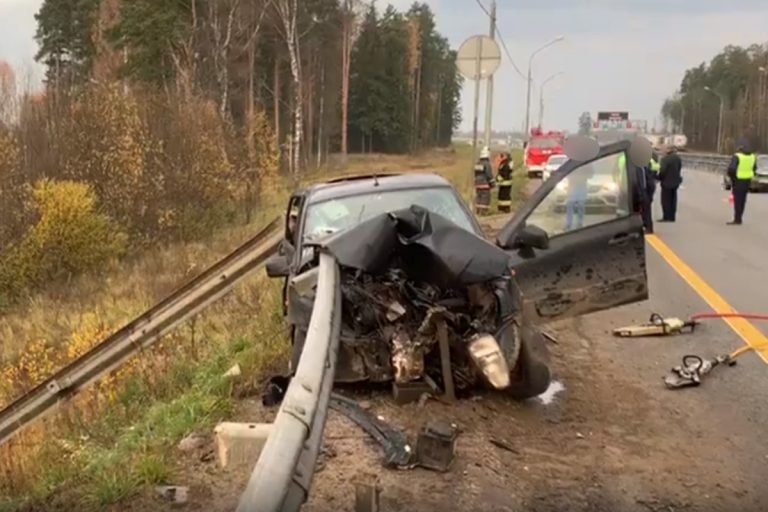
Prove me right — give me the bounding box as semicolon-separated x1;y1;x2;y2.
506;321;552;400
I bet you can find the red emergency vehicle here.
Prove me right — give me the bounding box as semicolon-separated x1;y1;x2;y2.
524;128;566;178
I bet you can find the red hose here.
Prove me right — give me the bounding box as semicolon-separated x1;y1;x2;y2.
690;312;768;322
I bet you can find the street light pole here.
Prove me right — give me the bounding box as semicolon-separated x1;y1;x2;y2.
538;72;563;129
524;36;564;138
704;86;725;154
483;0;496;148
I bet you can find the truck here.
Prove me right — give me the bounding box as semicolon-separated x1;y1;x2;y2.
524;128;566;179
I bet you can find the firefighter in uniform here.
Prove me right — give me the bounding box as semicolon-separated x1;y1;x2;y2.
727;140;757;225
474;146;495;214
495;151;514;213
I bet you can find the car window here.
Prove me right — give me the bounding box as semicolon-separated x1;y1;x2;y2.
525;152;630;237
303;186;476;241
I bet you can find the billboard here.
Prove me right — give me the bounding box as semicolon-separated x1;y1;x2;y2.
594;112;630;130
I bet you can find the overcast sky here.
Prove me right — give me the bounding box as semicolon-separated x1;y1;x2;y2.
2;0;767;132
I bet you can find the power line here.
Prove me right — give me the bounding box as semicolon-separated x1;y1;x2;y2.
472;0;527;81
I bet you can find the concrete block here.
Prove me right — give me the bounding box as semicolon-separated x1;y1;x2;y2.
214;422;273;469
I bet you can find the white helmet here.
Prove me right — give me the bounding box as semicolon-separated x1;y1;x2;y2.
480;146;490;159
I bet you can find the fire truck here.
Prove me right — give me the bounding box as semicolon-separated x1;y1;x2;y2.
524;128;566;178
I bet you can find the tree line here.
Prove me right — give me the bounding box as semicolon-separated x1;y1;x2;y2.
662;44;768;153
0;0;462;306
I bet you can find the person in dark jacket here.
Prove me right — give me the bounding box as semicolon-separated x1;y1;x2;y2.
657;145;683;222
726;139;758;225
495;152;514;213
474;146;495;214
633;161;654;234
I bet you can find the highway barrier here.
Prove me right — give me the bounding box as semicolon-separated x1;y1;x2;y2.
236;251;342;512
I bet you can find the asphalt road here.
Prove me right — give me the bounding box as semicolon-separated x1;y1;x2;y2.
577;164;768;509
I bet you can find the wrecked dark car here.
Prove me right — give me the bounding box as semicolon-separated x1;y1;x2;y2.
266;141;650;400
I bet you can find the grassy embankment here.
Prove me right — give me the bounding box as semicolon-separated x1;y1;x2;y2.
0;145;526;511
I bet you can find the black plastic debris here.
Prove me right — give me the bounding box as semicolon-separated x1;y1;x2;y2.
329;393;415;469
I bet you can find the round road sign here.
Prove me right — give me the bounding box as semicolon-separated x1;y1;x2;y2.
456;35;502;81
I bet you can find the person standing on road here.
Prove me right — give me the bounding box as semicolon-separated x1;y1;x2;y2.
474;146;495;215
496;151;514;213
657;145;683;222
726;140;758;225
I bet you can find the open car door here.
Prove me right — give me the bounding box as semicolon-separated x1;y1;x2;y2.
496;140;648;324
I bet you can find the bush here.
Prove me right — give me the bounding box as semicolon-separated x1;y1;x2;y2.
0;180;127;304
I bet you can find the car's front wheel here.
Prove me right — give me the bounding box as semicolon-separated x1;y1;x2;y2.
506;321;552;400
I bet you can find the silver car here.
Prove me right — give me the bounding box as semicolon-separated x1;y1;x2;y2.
542;154;569;181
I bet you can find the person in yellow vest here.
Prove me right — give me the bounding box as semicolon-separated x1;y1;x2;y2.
726;139;758;225
495;152;514;213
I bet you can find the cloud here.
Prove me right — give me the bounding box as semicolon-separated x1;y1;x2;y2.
0;0;44;85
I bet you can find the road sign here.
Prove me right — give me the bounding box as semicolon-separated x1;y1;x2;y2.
456;35;501;81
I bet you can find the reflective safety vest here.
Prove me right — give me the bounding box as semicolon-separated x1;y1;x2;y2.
650;156;660;173
616;152;627;188
736;152;756;180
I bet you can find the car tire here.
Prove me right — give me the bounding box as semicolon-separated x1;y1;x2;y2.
506;321;552;400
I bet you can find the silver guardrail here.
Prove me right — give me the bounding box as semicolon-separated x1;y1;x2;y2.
0;219;282;447
236;250;342;512
680;152;731;173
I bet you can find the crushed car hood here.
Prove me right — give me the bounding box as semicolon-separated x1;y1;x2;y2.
317;205;512;288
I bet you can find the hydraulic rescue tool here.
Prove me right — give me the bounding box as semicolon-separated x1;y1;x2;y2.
664;345;753;389
612;313;697;337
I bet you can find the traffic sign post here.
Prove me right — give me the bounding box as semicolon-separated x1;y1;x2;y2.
456;35;501;209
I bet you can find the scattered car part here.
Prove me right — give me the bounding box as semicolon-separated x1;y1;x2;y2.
392;380;433;405
415;421;459;472
354;481;382;512
329;393;415;469
262;375;291;406
156;486;189;504
664;345;752;389
435;315;457;402
613;313;697;337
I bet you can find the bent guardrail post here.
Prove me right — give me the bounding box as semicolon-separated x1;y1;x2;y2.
236;251;342;512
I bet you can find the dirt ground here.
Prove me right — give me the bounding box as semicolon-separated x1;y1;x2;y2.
121;312;754;512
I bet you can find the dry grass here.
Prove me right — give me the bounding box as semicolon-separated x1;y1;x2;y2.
0;146;527;511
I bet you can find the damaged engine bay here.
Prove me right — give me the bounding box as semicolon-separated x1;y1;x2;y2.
309;205;522;396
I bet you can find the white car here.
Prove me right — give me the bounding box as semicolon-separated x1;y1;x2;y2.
542;154;569;181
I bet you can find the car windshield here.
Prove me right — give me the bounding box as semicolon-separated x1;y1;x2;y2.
303;186;475;241
530;138;561;149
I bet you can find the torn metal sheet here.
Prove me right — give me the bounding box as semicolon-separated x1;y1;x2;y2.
320;205;512;287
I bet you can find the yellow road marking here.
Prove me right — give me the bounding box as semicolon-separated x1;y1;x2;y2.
646;234;768;364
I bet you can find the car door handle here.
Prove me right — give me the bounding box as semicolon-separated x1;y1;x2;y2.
608;232;640;246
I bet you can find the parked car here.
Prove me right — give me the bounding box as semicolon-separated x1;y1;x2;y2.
266;141;648;400
722;155;768;192
542;154;569;181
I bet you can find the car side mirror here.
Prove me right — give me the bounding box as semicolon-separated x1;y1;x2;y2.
266;240;295;278
515;224;549;252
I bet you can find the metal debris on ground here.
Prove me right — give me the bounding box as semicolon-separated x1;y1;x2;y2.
156;486;189;505
613;313;697;337
415;421;459;472
664;345;752;390
354;480;382;512
329;393;415;469
489;437;519;454
315;206;518;396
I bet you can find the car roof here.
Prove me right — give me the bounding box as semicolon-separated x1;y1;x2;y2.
305;172;455;203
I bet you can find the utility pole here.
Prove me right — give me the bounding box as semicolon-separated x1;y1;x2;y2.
483;0;496;148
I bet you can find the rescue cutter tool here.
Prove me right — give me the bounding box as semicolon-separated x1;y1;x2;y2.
612;313;697;337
